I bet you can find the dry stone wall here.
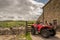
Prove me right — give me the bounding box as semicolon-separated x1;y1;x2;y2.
0;27;25;35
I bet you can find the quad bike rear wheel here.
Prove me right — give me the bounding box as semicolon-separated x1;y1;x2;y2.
50;29;56;36
40;29;50;38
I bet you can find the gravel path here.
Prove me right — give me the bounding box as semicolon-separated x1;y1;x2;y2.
31;32;60;40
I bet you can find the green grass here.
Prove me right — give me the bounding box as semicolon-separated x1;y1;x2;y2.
0;21;26;28
0;20;35;28
26;33;32;40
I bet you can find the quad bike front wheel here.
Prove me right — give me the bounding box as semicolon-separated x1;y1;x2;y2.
31;27;36;35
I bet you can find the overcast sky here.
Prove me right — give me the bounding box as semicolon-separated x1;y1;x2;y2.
0;0;49;21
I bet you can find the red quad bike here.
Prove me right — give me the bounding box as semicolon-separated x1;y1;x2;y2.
31;23;56;38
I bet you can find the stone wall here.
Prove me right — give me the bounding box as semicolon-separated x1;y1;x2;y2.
38;0;60;25
0;27;25;35
37;0;60;31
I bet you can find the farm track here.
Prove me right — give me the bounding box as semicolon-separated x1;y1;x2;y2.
31;32;60;40
0;35;16;40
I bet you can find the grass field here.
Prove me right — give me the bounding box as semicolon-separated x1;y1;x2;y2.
0;20;35;28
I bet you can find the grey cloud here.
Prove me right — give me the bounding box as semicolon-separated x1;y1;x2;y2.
0;0;13;8
0;0;44;21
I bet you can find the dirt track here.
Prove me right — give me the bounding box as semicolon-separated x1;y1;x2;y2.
0;35;16;40
31;32;60;40
0;35;26;40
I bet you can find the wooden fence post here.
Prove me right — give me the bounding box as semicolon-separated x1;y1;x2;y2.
25;21;28;34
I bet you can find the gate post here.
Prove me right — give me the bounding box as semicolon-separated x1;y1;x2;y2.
25;21;28;34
